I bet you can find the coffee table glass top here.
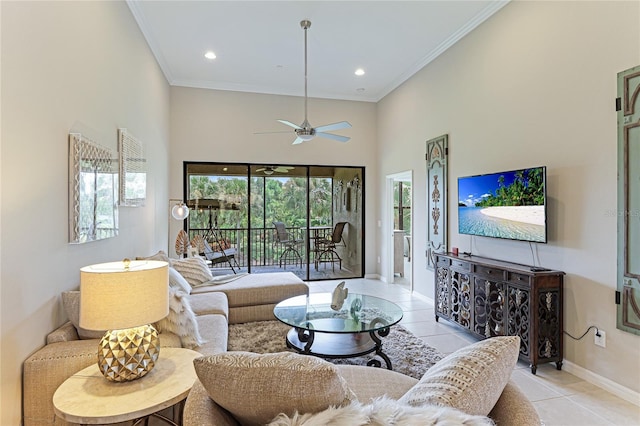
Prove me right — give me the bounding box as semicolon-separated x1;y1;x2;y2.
274;292;403;333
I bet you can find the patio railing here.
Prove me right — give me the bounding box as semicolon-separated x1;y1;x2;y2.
187;226;310;269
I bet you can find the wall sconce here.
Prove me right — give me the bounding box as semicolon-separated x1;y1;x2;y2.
79;259;169;382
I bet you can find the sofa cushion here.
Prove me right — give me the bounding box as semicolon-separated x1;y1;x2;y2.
398;336;519;416
193;314;229;355
267;396;494;426
336;365;418;402
193;351;355;426
169;266;193;294
61;291;105;339
155;287;205;349
188;292;229;318
171;257;213;286
190;272;308;307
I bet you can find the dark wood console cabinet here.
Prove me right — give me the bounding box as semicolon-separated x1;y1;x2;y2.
434;253;565;374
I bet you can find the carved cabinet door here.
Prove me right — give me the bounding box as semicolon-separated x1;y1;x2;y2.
617;65;640;335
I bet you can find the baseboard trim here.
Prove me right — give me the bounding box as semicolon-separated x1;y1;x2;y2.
411;291;434;306
562;360;640;406
365;273;383;281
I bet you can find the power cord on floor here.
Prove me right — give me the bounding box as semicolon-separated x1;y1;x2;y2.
564;325;600;340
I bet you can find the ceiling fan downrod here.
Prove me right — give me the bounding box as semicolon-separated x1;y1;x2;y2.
270;19;351;145
300;20;312;137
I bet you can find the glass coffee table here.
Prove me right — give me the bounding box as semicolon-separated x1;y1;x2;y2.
273;292;403;370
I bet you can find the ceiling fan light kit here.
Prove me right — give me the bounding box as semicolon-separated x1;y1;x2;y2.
256;166;295;175
274;19;352;145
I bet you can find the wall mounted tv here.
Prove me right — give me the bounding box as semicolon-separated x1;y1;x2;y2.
458;166;547;243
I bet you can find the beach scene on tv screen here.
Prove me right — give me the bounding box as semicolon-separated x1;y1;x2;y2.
458;168;546;242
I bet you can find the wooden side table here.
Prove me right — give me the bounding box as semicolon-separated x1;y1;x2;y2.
53;347;200;425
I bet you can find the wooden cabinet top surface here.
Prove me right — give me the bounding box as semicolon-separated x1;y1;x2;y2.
436;252;565;276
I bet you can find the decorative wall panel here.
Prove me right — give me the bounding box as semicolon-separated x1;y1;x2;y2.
426;134;448;269
617;64;640;334
118;128;146;207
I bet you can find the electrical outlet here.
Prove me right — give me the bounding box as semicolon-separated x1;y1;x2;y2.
594;330;606;348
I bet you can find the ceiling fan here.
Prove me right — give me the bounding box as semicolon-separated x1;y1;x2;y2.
256;166;295;175
267;20;352;145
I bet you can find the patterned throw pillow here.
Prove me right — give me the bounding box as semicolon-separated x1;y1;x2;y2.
136;250;171;263
194;352;356;426
171;257;213;286
398;336;520;416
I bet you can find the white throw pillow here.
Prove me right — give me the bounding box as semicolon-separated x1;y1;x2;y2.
155;287;205;349
168;267;192;294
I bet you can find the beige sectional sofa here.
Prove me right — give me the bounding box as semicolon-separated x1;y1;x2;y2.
23;270;308;425
183;337;541;426
23;260;540;426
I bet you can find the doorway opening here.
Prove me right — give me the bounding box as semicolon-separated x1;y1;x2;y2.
386;171;412;290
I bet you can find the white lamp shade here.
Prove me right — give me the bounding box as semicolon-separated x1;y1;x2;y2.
79;260;169;331
171;203;190;220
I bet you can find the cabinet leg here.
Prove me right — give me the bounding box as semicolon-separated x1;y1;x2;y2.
435;315;439;322
556;361;563;371
530;364;537;375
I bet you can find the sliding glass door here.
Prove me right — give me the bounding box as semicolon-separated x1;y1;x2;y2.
183;162;363;281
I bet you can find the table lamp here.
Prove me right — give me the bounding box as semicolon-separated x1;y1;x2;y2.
80;259;169;382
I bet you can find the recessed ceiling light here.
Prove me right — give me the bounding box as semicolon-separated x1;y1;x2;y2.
356;88;366;93
355;68;365;76
204;51;216;60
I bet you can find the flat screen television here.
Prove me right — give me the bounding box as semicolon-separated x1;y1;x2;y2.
458;166;547;243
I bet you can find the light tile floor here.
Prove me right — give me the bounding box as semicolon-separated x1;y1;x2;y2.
308;277;640;426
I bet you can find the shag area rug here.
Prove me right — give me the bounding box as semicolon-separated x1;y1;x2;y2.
228;320;443;379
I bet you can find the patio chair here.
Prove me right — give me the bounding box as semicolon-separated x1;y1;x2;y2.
315;221;347;271
202;238;239;274
273;221;304;269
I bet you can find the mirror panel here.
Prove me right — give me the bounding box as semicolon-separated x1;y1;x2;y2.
69;133;118;244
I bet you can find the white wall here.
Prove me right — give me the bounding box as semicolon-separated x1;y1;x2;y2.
0;2;170;423
377;0;640;394
168;86;377;266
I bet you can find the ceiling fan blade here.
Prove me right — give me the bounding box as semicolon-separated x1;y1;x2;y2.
277;120;302;130
274;167;294;173
316;132;350;143
314;121;352;133
292;137;306;145
254;130;292;135
256;167;267;172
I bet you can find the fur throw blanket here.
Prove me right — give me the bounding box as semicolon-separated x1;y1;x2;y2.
155;287;205;349
268;397;494;426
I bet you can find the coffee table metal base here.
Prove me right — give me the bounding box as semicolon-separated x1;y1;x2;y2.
286;326;393;370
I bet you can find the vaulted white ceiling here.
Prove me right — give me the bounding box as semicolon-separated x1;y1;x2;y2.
127;1;509;102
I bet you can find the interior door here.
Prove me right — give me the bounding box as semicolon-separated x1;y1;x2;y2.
617;64;640;335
